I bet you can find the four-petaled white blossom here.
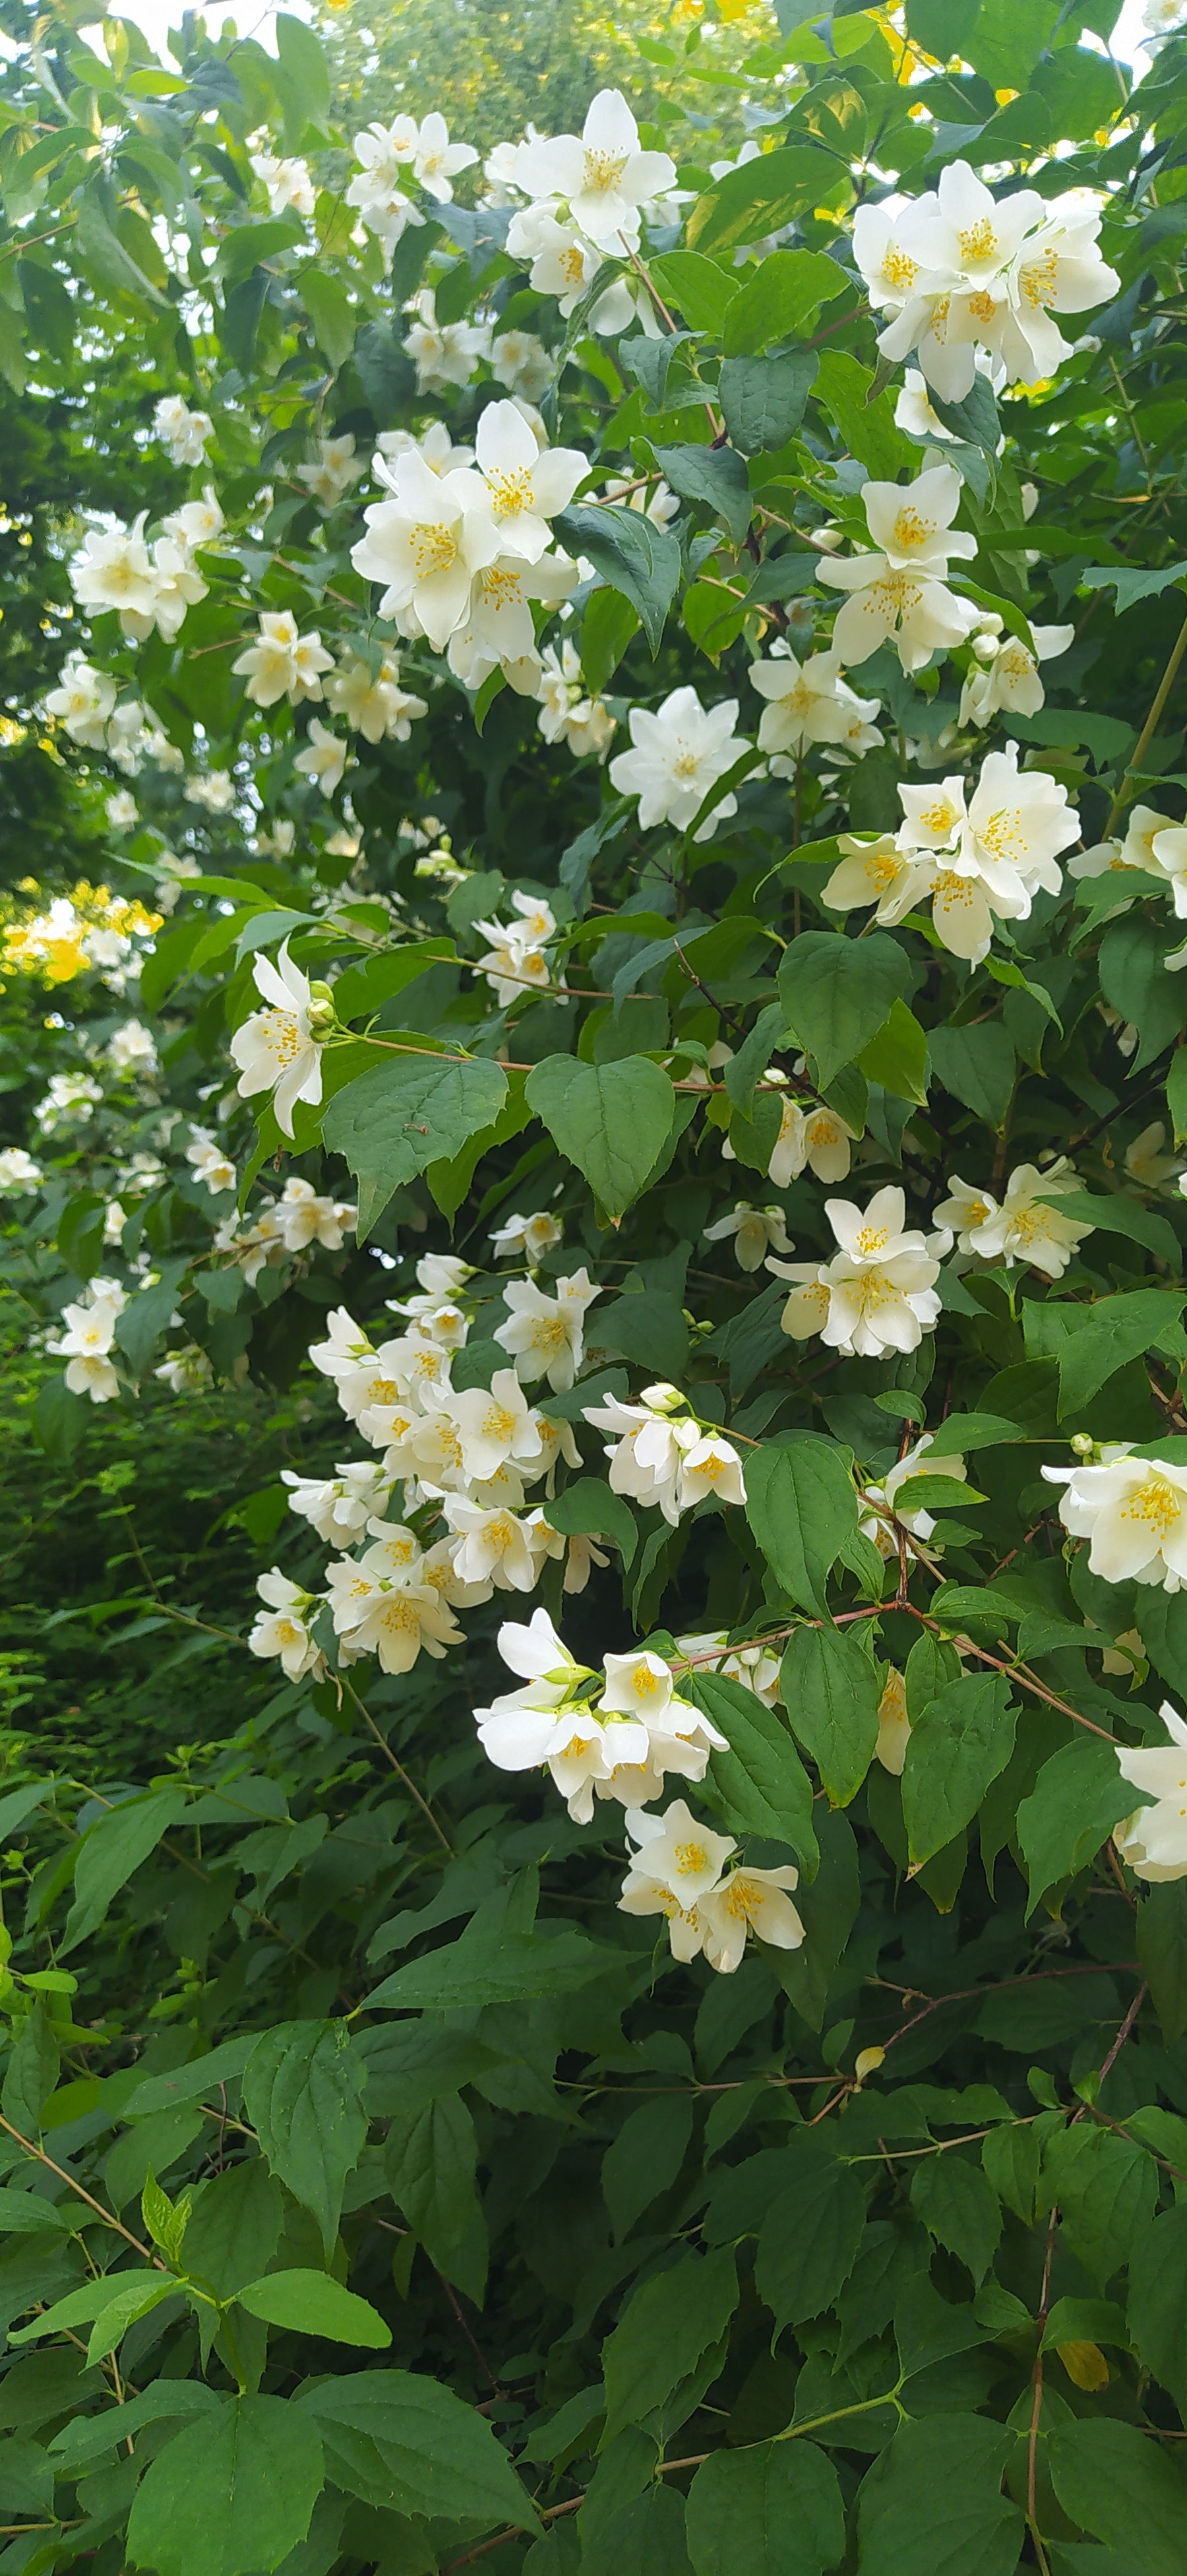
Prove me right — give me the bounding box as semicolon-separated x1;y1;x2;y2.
936;1158;1093;1278
495;1267;601;1391
817;464;979;675
229;941;325;1136
1043;1449;1187;1592
609;685;750;840
516;90;675;252
233;611;334;708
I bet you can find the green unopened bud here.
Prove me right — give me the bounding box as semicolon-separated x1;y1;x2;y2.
1070;1433;1095;1459
307;983;336;1034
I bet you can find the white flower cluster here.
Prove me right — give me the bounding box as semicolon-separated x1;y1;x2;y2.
34;1071;104;1134
348;111;478;262
937;1159;1093;1282
46;658;182;775
749;643;884;769
770;1184;948;1360
0;1147;44;1194
855;160;1120;401
214;1178;357;1286
497;90;677;339
152;396;213;466
47;1274;127;1403
351;400;586;692
69;491;224;644
536;643;616;762
473;890;557;1006
584;1382;747;1527
825;741;1080;963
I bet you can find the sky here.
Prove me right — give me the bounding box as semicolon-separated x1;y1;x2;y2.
103;0;1159;71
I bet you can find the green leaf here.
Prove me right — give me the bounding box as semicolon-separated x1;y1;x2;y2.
857;997;929;1106
242;2021;367;2259
686;2439;845;2576
293;2371;538;2529
383;2092;483;2292
781;1624;880;1807
1099;915;1186;1073
1052;1289;1187;1418
1016;1736;1136;1914
126;2394;325;2576
553;505;681;656
75;179;168;306
1046;1189;1180;1273
1;2001;60;2139
1138;1883;1187;2046
909;2154;1001;2286
182;2162;284;2302
543;1478;638;1567
61;1789;187;1955
648;249;740;335
298;269;356;372
274;11;330;121
688;145;841;256
745;1435;859;1618
756;2134;865;2329
652;442;752;548
1127;2202;1187;2409
85;2274;179;2366
778;1806;859;2032
721;249;845;355
1048;2420;1187;2575
113;1261;191;1381
580;2483;693;2576
1081;561;1187;612
814;350;913;482
982;2122;1041;2226
581;585;640;695
718;352;818;456
321;1053;508;1240
1044;2125;1157;2292
778;932;912;1089
603;2096;694;2244
236;2269;390;2348
690;1668;819;1873
367;1929;609;2012
524;1055;676;1218
602;2248;739;2444
856;2416;1021;2576
901;1675;1017;1868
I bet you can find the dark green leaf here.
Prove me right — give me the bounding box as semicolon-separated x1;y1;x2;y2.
553;505;681;656
745;1435;859;1618
686;2439;845;2576
718;352;818;456
293;2372;536;2528
778;933;912;1089
602;2249;738;2443
321;1054;508;1240
524;1055;676;1218
781;1624;880;1807
901;1676;1016;1868
856;2415;1021;2576
243;2022;367;2258
126;2395;325;2576
756;2135;865;2329
691;1668;819;1873
1048;2420;1187;2575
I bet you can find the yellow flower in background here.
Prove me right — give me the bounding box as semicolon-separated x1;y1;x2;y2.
1;879;162;984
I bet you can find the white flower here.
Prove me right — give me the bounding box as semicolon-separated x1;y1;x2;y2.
326;651;427;743
327;1557;462;1672
229;941;324;1137
749;644;882;763
1143;0;1187;44
410;110;478;202
770;1184;943;1358
495;1267;601;1391
377;422;475;476
510;209;608;315
703;1203;793;1272
584;1384;686;1524
104;790;138;831
448;551;576;694
34;1072;102;1133
1000;199;1122;389
1043;1450;1187;1592
1126;1121;1184;1190
439;1369;545;1482
472;400;586;564
347;121;427;259
185;770;236;813
251;151;316;217
0;1148;42;1193
699;1864;804;1975
309;1306;377;1381
490;1207;564;1263
675;1429;747;1515
936;1158;1091;1279
293;719;349;798
959;621;1074;728
818;465;979;674
274;1175;355;1252
282;1462;392;1544
155;1343;213;1395
71;513;158;622
875;1668;911;1776
183;1126;235;1195
233;611;334;708
618;1799;736;1961
441;1497;552;1592
351;445;499;650
764;1097;856;1189
153;396;213;466
163;487;224;552
517;90;675;252
107;1019;158;1079
45;654;117;749
491;330;554;402
536;641;616;761
895;743;1080;963
472;893;557;1006
402;288;489;394
860;1433;969;1557
609;685;750;840
823;831;932;930
295;435;365;512
1114;1702;1187;1881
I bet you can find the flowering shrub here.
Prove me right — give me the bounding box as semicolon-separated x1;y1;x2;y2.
3;1;1187;2570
